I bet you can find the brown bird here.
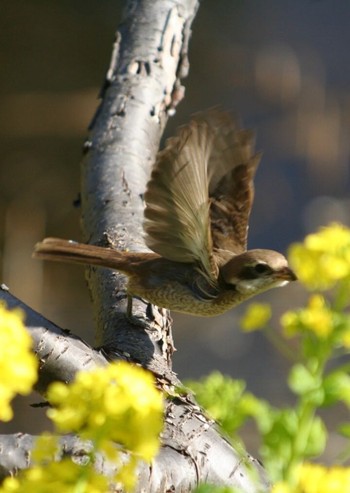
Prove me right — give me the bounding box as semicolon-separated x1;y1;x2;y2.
34;109;296;317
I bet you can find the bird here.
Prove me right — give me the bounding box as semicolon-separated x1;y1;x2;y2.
33;109;297;317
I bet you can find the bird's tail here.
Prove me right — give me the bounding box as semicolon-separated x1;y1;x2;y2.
33;237;134;273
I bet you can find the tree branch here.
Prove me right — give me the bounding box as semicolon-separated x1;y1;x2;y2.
80;0;198;369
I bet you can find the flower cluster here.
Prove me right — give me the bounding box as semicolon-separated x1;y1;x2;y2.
288;223;350;290
280;293;350;350
240;303;271;332
281;294;333;339
47;361;164;463
0;303;37;421
0;361;163;492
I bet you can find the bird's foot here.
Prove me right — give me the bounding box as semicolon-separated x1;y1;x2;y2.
125;295;148;327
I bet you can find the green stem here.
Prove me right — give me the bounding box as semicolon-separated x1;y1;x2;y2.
283;358;326;482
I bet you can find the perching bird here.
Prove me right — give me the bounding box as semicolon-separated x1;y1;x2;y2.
34;109;296;317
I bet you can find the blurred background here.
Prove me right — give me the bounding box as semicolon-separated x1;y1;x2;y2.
1;0;349;459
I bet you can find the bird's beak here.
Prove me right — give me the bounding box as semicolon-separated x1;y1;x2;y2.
276;267;298;282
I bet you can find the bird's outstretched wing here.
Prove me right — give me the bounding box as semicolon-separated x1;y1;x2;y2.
143;108;260;281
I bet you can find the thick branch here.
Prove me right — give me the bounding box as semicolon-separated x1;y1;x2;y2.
0;431;266;492
80;0;197;364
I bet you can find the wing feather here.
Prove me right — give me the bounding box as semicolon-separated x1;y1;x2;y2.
144;118;215;279
143;108;261;279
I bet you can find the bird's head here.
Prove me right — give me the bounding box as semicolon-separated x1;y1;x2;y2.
220;249;297;295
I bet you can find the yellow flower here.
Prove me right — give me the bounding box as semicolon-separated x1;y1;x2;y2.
32;434;58;463
0;303;37;421
297;462;350;493
0;459;109;493
301;295;333;338
281;295;333;339
2;362;164;493
48;361;163;461
305;223;350;253
288;223;350;290
240;303;272;331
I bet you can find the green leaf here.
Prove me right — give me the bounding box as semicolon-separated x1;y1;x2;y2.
323;371;350;407
303;416;327;456
186;372;269;437
261;409;297;459
288;364;324;404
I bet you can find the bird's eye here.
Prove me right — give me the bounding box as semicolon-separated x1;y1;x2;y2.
253;263;270;274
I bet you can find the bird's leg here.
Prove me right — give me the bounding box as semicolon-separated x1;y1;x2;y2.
125;295;149;327
126;295;133;319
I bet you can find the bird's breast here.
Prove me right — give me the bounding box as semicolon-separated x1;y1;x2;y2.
127;272;245;317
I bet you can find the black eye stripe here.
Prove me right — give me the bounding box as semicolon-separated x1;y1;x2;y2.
240;263;271;279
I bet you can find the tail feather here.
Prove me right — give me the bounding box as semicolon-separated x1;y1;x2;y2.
33;237;131;272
